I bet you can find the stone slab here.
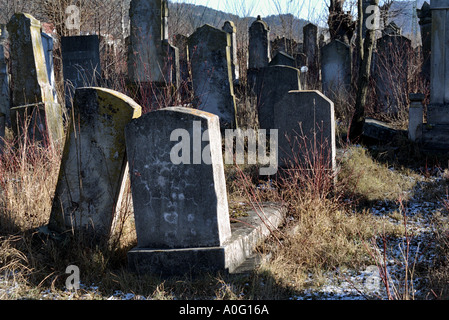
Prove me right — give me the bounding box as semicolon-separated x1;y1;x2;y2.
128;203;286;276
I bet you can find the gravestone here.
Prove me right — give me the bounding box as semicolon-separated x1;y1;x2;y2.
128;0;179;87
222;21;239;84
269;51;296;68
256;65;301;130
274;90;336;171
248;16;271;93
61;35;101;108
49;87;141;239
321;39;351;103
188;24;236;129
0;25;9;152
373;26;411;114
419;0;449;150
303;23;319;89
418;2;432;83
7;13;63;148
125;107;232;274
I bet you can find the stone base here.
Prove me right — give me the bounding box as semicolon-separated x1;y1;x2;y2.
362;118;404;142
127;203;286;277
427;104;449;125
419;123;449;151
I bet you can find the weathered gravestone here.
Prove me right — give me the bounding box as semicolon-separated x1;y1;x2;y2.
247;16;271;93
7;13;63;148
0;25;9;153
321;39;352;103
373;23;412;114
274;90;336;171
222;21;239;84
303;23;319;89
256;65;301;130
269;51;296;68
125;107;232;274
125;106;286;275
61;35;101;108
128;0;179;87
188;24;236;129
419;0;449;150
49;87;141;239
41;32;58;104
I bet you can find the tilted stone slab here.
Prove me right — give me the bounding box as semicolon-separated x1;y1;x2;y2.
7;13;63;148
49;87;141;238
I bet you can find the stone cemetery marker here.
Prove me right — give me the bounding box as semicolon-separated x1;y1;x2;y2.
50;87;141;238
303;23;319;88
418;2;432;82
321;39;351;103
248;16;271;92
269;51;296;68
0;26;9;152
125;107;232;275
222;21;239;83
256;65;301;130
248;16;271;70
373;28;411;114
128;0;179;87
61;35;102;108
188;24;236;129
7;13;63;148
274;90;336;170
41;32;58;104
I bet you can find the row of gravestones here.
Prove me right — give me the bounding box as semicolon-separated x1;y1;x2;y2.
0;11;337;276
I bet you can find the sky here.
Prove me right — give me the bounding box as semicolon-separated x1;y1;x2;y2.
174;0;330;22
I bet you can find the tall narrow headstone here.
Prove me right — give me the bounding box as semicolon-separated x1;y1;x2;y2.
49;87;141;239
321;39;352;103
125;107;232;275
418;2;432;83
303;23;319;89
188;24;236;129
248;16;271;93
0;25;9;152
41;32;58;104
222;21;239;84
128;0;179;87
7;13;63;148
274;90;336;171
256;65;301;130
61;35;102;108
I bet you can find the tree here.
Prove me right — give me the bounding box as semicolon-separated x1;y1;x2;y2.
349;0;379;142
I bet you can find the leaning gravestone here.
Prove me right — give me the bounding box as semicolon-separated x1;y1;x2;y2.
61;35;102;108
256;65;301;130
321;39;352;103
222;21;239;84
49;87;141;239
7;13;63;148
274;90;336;171
188;24;236;129
125;107;232;275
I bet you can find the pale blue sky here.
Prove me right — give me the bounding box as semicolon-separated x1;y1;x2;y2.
174;0;329;22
